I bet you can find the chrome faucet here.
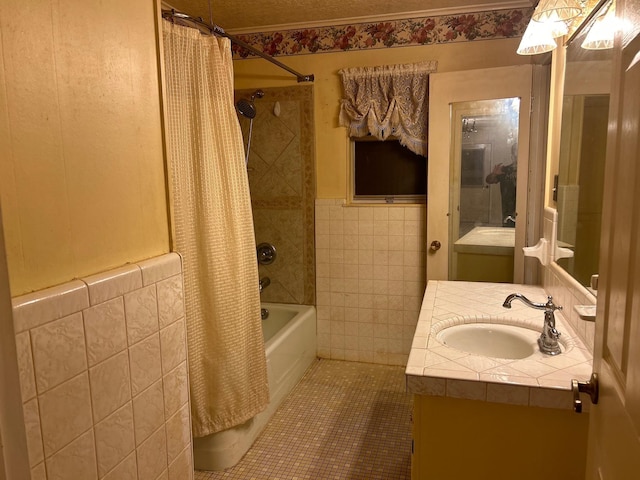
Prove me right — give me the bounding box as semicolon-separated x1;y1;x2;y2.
502;293;562;355
259;276;270;293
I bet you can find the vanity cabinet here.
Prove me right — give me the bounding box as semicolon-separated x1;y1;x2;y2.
411;395;588;479
407;281;593;479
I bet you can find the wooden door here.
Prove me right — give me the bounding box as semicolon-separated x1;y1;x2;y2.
585;0;640;476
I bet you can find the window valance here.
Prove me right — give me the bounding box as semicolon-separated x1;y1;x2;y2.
338;61;437;157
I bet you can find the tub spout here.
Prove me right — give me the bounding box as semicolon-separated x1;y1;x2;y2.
259;277;270;293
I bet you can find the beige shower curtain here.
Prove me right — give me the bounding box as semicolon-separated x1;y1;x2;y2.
162;21;269;437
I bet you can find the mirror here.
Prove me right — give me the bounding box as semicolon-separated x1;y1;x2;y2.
555;0;613;288
449;98;521;283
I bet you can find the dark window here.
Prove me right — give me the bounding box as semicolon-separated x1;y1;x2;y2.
353;138;427;202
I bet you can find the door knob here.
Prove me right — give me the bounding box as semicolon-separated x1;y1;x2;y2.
430;240;441;251
572;372;599;413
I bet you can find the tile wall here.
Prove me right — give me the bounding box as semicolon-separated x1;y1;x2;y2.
315;199;427;366
239;85;316;306
544;263;597;351
11;253;193;480
540;207;596;351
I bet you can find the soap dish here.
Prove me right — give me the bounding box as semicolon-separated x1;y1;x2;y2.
574;305;596;322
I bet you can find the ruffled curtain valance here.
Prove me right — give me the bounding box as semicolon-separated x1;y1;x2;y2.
338;61;437;157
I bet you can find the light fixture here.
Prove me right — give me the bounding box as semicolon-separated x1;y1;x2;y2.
533;0;583;23
516;0;587;55
462;118;477;138
540;10;570;38
517;19;557;55
581;2;615;49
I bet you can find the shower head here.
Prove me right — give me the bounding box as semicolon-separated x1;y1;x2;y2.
235;90;265;119
236;98;257;119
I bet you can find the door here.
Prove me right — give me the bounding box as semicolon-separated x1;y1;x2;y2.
426;65;532;282
585;0;640;476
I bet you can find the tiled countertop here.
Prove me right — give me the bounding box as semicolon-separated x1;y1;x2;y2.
405;281;593;410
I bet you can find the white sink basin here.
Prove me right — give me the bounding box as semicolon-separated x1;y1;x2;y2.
437;323;540;359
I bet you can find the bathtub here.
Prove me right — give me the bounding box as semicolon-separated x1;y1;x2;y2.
193;303;317;471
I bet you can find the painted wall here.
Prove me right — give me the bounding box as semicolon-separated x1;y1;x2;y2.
0;0;170;296
233;38;531;198
0;2;530;296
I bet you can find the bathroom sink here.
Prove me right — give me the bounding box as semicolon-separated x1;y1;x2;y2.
436;322;540;359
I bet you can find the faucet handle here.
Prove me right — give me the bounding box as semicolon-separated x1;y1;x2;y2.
545;296;562;311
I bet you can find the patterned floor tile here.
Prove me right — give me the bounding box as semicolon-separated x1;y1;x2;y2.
195;359;412;480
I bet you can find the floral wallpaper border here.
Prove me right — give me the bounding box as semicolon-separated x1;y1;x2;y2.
231;8;532;59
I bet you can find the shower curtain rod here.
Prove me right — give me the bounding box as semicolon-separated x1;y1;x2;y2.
162;9;315;83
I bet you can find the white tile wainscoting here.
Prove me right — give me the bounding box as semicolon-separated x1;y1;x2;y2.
315;199;427;366
11;253;193;480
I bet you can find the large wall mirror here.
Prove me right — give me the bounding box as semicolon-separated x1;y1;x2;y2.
449;98;522;283
555;0;613;289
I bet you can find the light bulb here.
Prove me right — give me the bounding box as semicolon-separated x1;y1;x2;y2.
540;10;570;38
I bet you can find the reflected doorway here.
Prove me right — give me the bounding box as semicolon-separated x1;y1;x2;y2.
449;98;521;282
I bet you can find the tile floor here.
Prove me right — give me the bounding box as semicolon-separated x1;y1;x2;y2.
195;359;413;480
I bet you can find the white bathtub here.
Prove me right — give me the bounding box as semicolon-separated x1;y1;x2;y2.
193;303;317;471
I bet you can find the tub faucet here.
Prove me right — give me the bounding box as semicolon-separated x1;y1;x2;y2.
259;277;270;293
502;293;562;355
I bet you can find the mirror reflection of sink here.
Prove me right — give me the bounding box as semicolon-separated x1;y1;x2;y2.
436;323;541;359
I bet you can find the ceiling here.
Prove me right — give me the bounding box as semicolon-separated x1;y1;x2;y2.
164;0;534;33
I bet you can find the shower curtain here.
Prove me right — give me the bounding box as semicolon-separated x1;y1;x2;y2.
162;21;269;437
